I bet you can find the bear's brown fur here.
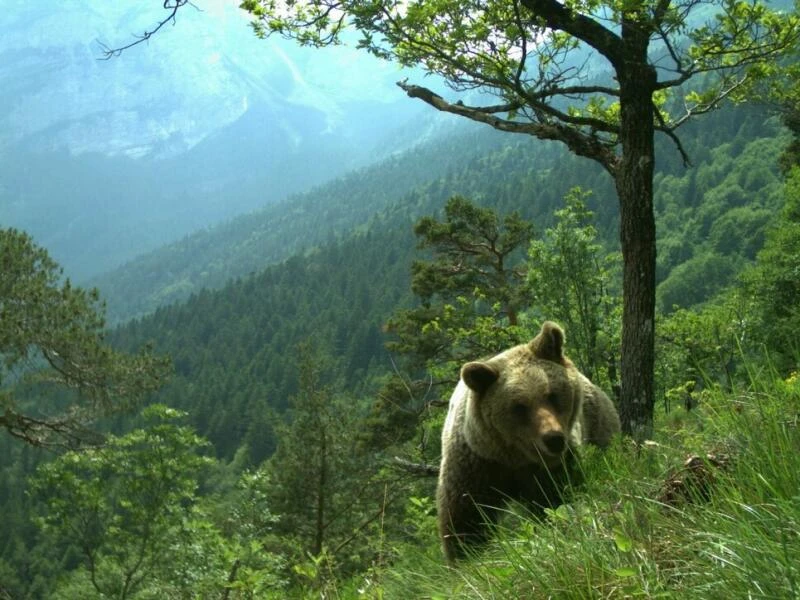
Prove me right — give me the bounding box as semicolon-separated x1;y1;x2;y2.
436;321;620;561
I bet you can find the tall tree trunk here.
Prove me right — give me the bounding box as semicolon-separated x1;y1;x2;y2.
615;22;657;440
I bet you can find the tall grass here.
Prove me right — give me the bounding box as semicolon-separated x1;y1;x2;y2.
373;366;800;599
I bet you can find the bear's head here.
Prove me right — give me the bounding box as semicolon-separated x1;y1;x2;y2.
460;321;583;468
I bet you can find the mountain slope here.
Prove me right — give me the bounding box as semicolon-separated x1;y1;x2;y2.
96;104;786;324
93;125;534;321
0;0;430;280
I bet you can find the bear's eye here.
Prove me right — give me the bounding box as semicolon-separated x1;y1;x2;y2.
511;402;529;419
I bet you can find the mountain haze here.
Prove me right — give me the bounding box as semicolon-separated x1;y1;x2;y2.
0;0;434;281
93;126;527;322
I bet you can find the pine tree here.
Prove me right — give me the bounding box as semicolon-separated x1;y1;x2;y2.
0;228;169;448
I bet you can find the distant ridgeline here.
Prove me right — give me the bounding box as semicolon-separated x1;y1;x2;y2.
105;103;786;463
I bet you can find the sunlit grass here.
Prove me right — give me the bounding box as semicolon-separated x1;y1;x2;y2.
371;365;800;599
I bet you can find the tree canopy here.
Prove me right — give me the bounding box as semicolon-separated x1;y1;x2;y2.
241;0;797;167
386;196;534;388
30;405;212;598
0;228;170;448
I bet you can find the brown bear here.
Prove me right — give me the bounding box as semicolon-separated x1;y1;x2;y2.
436;321;620;562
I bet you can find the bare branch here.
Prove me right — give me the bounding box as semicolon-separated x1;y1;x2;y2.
654;107;692;167
392;456;440;477
97;0;196;59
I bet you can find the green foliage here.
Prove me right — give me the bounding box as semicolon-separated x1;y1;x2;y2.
259;342;415;591
266;343;366;558
658;252;744;312
738;166;800;371
209;466;288;598
779;103;800;174
527;188;621;387
29;405;215;598
0;227;170;448
655;121;787;312
413;195;534;321
655;298;749;404
656;122;800;398
387;195;535;381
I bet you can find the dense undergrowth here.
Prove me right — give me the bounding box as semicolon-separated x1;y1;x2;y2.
340;366;800;600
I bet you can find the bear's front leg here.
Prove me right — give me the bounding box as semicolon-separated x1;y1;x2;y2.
437;484;500;562
437;444;509;562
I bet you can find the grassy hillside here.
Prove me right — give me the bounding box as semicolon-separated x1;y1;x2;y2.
366;370;800;599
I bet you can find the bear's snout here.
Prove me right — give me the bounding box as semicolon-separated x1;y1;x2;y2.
541;431;566;455
534;407;568;457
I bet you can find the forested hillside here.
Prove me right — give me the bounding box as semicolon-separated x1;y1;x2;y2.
111;225;414;463
95;105;784;324
0;102;793;598
92;125;526;321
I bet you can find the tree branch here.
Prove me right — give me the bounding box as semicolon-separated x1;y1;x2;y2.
654;107;692;167
652;0;674;26
397;81;617;173
97;0;195;59
669;75;750;130
518;0;624;68
221;560;241;600
392;456;440;477
0;407;104;450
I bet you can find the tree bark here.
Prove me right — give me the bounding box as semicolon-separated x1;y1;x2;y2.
614;19;657;440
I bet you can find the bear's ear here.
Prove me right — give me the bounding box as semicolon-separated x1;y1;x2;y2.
461;362;500;395
530;321;566;363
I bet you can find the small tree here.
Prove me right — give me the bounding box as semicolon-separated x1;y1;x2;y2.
265;342;378;577
234;0;799;439
30;405;214;599
367;197;533;466
386;195;534;382
0;228;169;448
527;188;621;389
